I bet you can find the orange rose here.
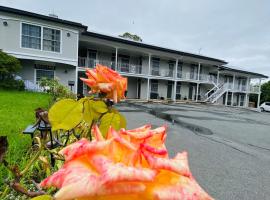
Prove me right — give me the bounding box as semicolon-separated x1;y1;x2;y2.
40;125;213;200
80;65;127;103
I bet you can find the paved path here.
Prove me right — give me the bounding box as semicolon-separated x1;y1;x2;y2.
116;102;270;200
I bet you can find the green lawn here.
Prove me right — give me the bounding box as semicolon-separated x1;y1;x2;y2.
0;90;51;188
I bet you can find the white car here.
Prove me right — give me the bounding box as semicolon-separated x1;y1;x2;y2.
260;102;270;112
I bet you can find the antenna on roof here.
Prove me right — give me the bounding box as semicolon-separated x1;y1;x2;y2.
198;47;202;55
48;9;58;18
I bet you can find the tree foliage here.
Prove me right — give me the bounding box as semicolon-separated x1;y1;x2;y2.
0;51;24;90
261;80;270;103
119;32;143;42
0;50;21;79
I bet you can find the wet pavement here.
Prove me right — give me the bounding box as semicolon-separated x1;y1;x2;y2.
116;102;270;200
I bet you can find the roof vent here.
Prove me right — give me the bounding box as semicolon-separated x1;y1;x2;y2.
48;13;58;18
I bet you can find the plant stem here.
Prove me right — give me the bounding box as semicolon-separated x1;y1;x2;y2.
20;137;42;176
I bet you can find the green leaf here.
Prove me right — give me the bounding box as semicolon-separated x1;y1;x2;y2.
48;99;83;131
82;99;94;124
99;113;121;137
119;113;127;129
31;195;53;200
92;101;108;113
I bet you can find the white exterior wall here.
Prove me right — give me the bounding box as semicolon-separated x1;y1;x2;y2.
141;57;149;75
126;77;137;98
55;64;76;93
180;82;189;99
157;80;168;98
18;60;35;82
140;79;148;99
18;60;76;92
0;12;79;66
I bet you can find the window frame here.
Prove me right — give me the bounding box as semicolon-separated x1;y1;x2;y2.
20;22;62;54
34;68;55;84
21;23;42;50
150;80;159;93
42;27;61;53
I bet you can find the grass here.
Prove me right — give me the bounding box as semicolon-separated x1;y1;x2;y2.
0;90;51;189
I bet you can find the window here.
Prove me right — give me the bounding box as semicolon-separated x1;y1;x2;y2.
168;61;174;77
21;23;41;49
177;62;183;78
35;65;55;83
176;82;181;100
152;58;160;76
21;23;61;52
43;27;61;52
150;80;158;93
36;69;54;83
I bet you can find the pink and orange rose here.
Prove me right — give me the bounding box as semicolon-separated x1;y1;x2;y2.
40;125;213;200
80;65;127;103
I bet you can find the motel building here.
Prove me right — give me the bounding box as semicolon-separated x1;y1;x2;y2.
0;6;268;108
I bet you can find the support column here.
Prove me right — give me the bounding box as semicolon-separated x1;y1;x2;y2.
196;63;201;102
231;74;236;106
147;78;150;101
245;77;249;107
173;59;178;101
115;48;118;71
217;68;220;86
196;83;200;102
148;54;151;75
245;93;248;107
225;91;228;106
146;54;151;101
257;78;262;108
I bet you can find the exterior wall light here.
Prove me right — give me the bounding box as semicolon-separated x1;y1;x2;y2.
3;21;8;26
67;32;71;37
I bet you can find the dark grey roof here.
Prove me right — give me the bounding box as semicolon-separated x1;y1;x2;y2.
220;65;268;78
82;31;228;64
0;6;87;30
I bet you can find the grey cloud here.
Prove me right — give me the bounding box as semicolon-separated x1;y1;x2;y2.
0;0;269;77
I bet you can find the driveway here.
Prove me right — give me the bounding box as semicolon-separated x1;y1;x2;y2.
116;102;270;200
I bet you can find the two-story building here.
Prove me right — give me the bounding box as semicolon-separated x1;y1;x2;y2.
0;6;268;108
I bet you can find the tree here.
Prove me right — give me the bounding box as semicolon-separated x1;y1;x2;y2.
261;80;270;103
119;32;142;42
0;50;21;80
0;50;24;90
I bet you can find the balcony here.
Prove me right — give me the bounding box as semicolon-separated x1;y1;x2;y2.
116;63;143;75
151;69;174;78
78;57;143;75
78;57;114;69
249;85;260;93
199;74;217;84
177;72;197;80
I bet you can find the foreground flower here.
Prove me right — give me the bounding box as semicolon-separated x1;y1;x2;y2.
41;125;213;200
80;65;127;103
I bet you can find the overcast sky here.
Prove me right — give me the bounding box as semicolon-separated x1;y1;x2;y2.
1;0;270;78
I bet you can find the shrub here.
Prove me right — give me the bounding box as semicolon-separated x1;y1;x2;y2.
0;50;23;90
39;77;76;101
0;79;25;91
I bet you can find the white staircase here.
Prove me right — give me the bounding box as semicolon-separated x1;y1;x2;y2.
204;83;229;103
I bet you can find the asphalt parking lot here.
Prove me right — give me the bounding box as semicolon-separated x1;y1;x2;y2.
116;102;270;200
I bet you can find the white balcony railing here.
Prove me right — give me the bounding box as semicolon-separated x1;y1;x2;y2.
199;74;217;84
117;63;143;75
151;69;174;78
78;57;144;75
249;86;260;93
78;57;114;69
